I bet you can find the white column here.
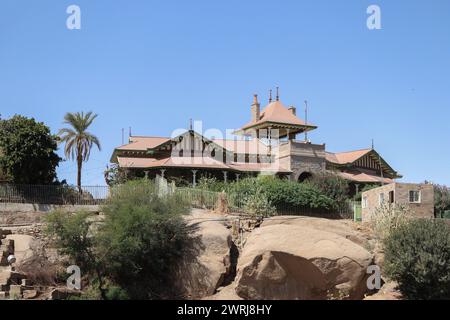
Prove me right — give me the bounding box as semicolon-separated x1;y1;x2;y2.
144;171;149;179
192;170;198;187
160;169;166;179
223;171;228;183
235;173;240;182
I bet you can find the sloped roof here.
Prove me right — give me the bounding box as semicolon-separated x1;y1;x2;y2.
116;136;170;151
326;149;372;165
336;170;394;184
239;100;317;132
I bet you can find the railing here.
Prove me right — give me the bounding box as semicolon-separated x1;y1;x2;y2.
175;187;357;219
0;184;109;205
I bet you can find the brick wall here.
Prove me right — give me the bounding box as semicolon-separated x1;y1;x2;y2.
361;183;434;221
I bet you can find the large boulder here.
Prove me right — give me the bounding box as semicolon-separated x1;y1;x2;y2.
235;217;374;300
173;209;234;299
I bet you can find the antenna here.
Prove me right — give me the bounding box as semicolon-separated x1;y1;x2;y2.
304;100;308;142
129;127;132;138
189;118;193;131
276;87;279;101
269;89;273;103
371;139;374;149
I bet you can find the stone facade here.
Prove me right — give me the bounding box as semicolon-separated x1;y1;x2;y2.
361;183;434;221
276;141;326;181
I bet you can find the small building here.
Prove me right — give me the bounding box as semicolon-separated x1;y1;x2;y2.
361;182;435;221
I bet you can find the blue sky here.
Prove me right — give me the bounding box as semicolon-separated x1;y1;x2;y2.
0;0;449;186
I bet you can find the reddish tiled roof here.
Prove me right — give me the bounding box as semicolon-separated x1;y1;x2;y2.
240;100;316;131
326;149;372;165
116;136;170;151
336;171;393;184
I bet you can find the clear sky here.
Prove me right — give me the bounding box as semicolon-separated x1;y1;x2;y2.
0;0;449;186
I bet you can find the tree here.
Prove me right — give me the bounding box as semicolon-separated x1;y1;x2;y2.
434;184;450;218
59;112;101;190
0;115;61;184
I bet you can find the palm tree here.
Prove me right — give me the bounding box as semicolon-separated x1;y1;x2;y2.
59;112;101;191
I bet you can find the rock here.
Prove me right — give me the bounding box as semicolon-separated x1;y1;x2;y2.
173;209;233;299
5;235;35;265
49;288;80;300
204;285;242;300
364;281;402;300
0;291;7;299
22;289;38;299
235;219;374;300
9;284;22;299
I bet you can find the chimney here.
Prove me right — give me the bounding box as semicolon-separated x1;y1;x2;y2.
288;106;297;116
251;94;260;122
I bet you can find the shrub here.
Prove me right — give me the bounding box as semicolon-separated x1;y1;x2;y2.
434;184;450;218
371;203;410;240
384;219;450;300
99;179;191;299
243;187;276;218
306;172;350;207
46;179;192;300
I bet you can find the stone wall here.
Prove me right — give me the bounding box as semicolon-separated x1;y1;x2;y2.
276;141;326;181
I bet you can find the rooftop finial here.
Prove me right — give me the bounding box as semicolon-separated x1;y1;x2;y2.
276;87;279;101
189;118;193;131
372;139;374;149
269;89;273;103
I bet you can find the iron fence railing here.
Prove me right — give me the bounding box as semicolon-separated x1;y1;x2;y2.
175;187;357;219
0;184;109;205
0;183;358;219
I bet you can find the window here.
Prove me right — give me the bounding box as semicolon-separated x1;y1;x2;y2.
389;191;395;204
362;196;368;209
378;193;385;205
409;190;421;203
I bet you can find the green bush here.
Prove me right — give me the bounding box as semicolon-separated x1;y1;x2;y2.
46;179;192;300
434;184;450;218
99;179;191;299
384;219;450;300
306;172;350;207
243;186;276;217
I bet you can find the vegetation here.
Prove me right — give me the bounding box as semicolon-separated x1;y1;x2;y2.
305;172;350;208
384;219;450;300
0;115;61;184
198;175;338;214
59;112;101;190
371;203;410;240
45;179;191;299
434;184;450;218
243;186;276;217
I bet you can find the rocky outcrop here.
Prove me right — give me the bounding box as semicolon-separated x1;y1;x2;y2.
173;210;234;299
234;217;374;300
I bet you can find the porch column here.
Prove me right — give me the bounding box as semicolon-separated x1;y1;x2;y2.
192;170;198;187
355;184;360;195
235;173;240;182
160;169;166;179
223;171;228;183
144;171;149;179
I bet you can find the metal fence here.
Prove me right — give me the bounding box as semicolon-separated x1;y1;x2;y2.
0;184;109;205
0;183;358;219
175;187;357;219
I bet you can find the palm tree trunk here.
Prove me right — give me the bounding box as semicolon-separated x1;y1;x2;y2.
77;155;83;192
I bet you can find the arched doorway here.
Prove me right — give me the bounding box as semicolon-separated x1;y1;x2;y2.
298;171;313;183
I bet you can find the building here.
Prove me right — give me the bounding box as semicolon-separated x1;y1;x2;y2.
110;92;402;190
361;183;435;221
